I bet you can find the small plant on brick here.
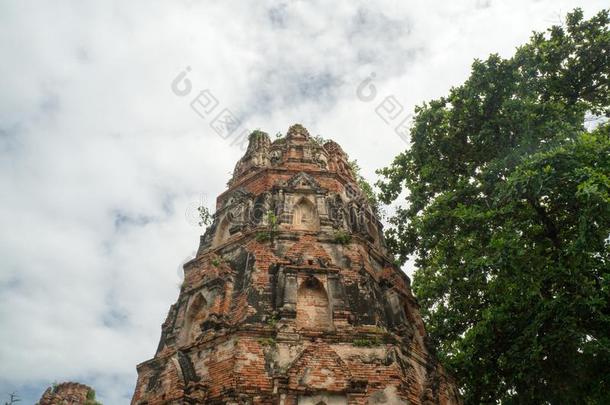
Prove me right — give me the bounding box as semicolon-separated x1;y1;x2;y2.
333;230;352;245
256;211;279;243
267;211;279;232
255;231;271;242
248;129;269;142
197;206;213;227
311;134;327;146
84;389;102;405
258;337;276;347
211;258;221;267
352;337;382;347
348;159;380;214
266;314;279;327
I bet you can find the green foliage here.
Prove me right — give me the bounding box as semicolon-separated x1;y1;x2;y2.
311;134;327;145
377;9;610;404
267;210;278;228
211;258;221;267
266;314;279;327
256;211;279;243
258;337;276;347
248;129;268;141
349;159;380;214
255;231;271;242
333;230;352;245
352;337;382;347
197;206;213;227
84;389;102;405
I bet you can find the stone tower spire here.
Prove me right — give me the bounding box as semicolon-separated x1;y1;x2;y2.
131;124;461;404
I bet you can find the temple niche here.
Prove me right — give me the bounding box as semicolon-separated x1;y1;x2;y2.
296;276;332;330
212;215;232;247
131;124;462;405
292;196;319;231
178;291;208;346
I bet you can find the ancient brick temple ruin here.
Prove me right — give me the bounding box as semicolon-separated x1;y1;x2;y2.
37;382;97;405
131;124;461;404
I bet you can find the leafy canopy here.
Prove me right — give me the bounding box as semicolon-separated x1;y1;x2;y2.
377;8;610;404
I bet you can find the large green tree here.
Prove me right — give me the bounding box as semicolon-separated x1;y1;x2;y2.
377;9;610;404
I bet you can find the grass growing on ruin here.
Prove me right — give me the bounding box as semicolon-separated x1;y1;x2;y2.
258;337;277;347
333;230;352;245
266;314;279;327
256;211;279;243
352;337;382;347
85;389;102;405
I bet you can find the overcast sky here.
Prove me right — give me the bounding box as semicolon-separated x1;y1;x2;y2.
1;1;607;403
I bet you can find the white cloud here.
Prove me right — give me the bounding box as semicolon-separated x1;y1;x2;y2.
1;1;607;403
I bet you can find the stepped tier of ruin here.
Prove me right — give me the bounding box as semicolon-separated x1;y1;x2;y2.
131;124;461;404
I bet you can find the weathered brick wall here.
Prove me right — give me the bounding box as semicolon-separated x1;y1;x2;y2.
37;382;95;405
131;124;462;405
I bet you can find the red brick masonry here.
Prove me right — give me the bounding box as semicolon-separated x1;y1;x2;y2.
131;124;462;405
37;382;95;405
